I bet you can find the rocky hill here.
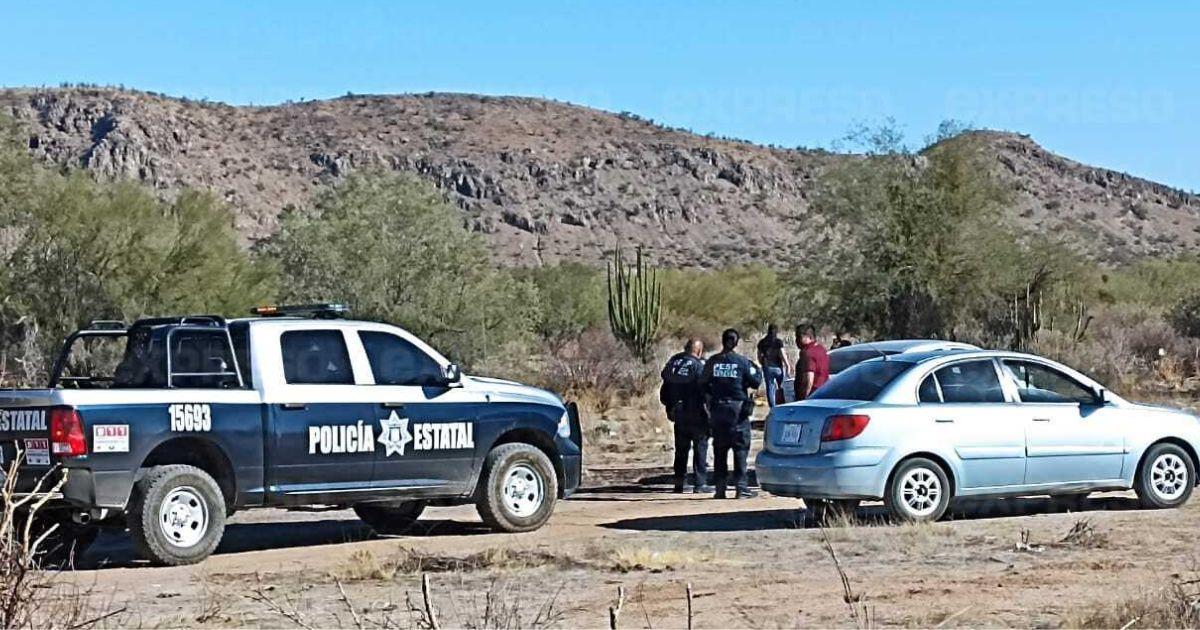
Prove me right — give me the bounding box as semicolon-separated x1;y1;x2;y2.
2;87;1197;267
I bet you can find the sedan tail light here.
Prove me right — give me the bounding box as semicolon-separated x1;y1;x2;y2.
49;407;87;457
821;414;870;442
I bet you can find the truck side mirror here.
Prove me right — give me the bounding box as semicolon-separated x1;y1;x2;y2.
443;363;462;386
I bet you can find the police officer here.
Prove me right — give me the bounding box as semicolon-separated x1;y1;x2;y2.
659;339;712;494
702;328;763;499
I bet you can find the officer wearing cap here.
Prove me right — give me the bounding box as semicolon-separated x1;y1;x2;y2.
659;339;712;494
701;328;763;499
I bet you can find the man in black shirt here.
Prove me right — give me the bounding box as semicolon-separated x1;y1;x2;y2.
660;339;711;493
702;328;763;499
756;324;791;407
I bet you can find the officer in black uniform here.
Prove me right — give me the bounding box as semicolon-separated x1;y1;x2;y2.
659;339;712;494
702;328;763;499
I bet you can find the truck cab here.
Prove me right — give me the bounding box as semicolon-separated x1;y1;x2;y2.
0;304;582;565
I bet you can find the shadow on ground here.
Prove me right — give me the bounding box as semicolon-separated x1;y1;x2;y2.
77;516;493;570
603;495;1145;533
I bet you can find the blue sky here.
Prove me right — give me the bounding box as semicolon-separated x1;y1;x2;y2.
4;1;1196;190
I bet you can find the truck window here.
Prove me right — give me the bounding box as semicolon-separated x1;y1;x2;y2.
281;330;354;385
228;321;253;388
359;331;444;386
169;329;240;388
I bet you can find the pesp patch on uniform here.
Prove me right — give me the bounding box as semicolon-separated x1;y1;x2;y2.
93;424;130;453
713;363;740;378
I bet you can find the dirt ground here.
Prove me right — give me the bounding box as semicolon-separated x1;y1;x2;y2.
61;462;1200;629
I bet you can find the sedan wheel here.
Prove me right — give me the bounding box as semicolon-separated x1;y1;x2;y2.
1136;443;1195;509
885;458;951;523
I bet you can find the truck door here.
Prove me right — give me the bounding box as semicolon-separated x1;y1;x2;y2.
356;330;486;494
266;329;376;498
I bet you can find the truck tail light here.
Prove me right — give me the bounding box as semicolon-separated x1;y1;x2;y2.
49;407;87;457
821;414;870;442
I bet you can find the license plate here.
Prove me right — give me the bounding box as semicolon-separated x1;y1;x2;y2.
780;423;804;444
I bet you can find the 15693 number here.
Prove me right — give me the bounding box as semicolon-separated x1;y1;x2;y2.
169;403;212;432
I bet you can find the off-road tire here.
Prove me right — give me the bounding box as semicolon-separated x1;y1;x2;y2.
354;501;427;535
1135;442;1195;509
884;457;951;523
476;443;558;533
128;465;226;566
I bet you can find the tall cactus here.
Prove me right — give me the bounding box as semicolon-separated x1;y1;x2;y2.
606;246;662;362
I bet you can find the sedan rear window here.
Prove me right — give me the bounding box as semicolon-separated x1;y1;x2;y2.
810;360;914;401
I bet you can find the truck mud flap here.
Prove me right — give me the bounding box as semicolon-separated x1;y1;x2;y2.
564;402;583;497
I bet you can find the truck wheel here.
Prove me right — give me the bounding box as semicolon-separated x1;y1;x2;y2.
1135;443;1195;509
476;443;558;533
354;501;426;535
128;465;226;566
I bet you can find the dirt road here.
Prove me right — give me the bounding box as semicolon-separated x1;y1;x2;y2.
64;478;1199;629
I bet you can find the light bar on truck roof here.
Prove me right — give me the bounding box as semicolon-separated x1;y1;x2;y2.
250;303;350;319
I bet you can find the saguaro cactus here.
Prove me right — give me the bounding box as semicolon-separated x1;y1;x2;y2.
606;246;662;362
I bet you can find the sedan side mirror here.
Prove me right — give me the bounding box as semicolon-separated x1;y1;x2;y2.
442;363;462;386
1094;388;1110;405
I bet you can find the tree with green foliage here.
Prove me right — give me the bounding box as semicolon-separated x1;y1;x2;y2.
0;123;275;384
798;122;1080;346
268;170;537;368
516;263;607;343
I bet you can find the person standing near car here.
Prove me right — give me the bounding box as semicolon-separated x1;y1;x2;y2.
659;339;713;494
756;324;791;407
702;328;763;499
794;324;830;401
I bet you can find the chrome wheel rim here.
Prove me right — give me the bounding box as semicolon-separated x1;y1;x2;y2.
899;467;942;517
159;486;209;548
1151;453;1188;501
501;463;545;518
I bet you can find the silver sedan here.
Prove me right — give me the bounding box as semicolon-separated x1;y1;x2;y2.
756;349;1200;522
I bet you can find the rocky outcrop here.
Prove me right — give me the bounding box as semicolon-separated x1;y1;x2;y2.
3;87;1197;266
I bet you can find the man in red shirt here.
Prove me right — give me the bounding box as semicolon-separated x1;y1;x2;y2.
794;324;829;400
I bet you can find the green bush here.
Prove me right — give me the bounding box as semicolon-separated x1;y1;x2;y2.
514;263;606;342
1169;291;1200;338
661;265;784;339
0;137;274;384
268;170;537;368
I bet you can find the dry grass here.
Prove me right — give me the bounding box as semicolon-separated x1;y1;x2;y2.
332;546;584;582
1061;576;1200;628
603;545;725;573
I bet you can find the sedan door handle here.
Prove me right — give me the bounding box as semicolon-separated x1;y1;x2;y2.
280;403;308;411
934;418;955;424
381;402;406;409
1032;417;1052;422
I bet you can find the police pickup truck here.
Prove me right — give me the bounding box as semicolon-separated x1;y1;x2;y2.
0;304;582;565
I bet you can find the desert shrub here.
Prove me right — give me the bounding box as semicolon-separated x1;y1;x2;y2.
538;329;651;408
514;263;606;342
1168;290;1200;338
796;123;1082;345
661;265;785;338
1100;257;1200;308
268;171;537;368
0;136;274;385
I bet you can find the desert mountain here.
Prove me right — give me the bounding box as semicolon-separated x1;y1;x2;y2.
2;87;1197;267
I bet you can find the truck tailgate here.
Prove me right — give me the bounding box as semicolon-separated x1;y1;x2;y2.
0;390;61;478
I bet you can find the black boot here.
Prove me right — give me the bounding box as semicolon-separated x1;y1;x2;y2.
713;486;728;499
